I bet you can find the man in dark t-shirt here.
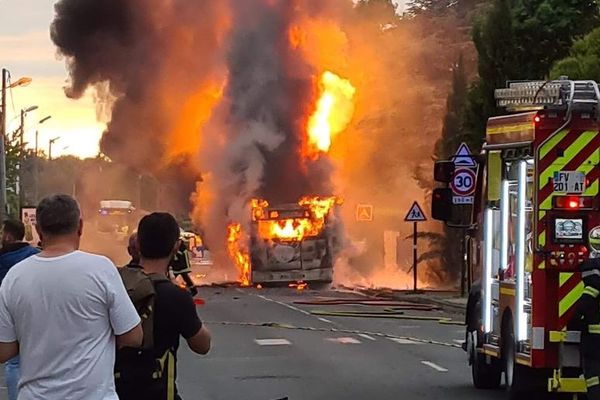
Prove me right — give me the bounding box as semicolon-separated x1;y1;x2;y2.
116;213;211;400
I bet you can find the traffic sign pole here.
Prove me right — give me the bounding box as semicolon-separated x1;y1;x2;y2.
413;221;417;291
405;201;426;292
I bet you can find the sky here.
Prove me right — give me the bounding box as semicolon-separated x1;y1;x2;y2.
0;0;406;160
0;0;105;159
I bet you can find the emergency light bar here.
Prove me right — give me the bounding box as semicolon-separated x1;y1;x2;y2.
495;81;562;109
495;80;600;112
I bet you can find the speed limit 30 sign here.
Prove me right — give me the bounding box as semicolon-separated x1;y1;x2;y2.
451;168;477;196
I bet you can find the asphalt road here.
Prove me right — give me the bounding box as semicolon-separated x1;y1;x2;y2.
175;286;506;400
0;286;507;400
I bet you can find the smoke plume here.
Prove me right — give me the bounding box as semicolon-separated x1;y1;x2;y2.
51;0;473;288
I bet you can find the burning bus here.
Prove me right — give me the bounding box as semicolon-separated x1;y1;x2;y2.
228;196;341;286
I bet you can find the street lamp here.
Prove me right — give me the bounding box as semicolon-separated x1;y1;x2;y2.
33;116;52;204
48;136;60;161
8;77;32;89
17;106;38;208
1;68;32;219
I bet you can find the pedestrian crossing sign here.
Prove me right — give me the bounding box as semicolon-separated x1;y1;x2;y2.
404;202;427;222
356;204;374;222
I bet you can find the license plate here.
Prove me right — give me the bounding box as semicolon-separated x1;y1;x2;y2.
553;171;586;194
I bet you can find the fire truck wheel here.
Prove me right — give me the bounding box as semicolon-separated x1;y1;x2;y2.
471;344;502;389
503;317;529;400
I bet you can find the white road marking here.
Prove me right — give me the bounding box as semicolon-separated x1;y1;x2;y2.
327;337;361;344
453;339;465;345
389;338;421;345
317;317;333;324
255;339;292;346
421;361;448;372
257;295;313;316
358;333;376;341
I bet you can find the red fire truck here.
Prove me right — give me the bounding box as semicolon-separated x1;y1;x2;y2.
432;79;600;398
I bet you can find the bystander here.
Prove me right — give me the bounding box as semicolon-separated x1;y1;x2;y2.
0;194;143;399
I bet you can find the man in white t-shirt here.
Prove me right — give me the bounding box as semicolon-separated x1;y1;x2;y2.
0;194;143;400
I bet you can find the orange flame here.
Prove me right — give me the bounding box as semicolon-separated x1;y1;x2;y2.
226;223;251;287
255;196;341;241
289;281;308;291
306;71;356;159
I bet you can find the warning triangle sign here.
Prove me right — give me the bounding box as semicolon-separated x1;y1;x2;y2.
453;143;475;167
405;202;427;222
356;204;373;222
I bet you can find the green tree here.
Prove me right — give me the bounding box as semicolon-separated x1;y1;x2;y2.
512;0;600;79
355;0;397;17
5;131;23;218
551;27;600;81
461;0;517;148
407;0;484;17
435;54;469;159
461;0;599;150
429;54;469;281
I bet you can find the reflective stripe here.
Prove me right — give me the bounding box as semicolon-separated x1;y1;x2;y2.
539;131;596;189
584;286;600;298
560;272;573;287
587;376;600;388
559;282;585;318
589;325;600;334
167;351;175;400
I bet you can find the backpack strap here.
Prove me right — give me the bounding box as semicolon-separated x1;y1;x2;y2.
147;273;171;284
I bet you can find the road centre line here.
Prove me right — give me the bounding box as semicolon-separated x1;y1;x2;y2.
389;338;420;345
257;294;312;316
255;294;335;325
327;337;361;344
358;333;376;341
421;361;448;372
255;339;291;346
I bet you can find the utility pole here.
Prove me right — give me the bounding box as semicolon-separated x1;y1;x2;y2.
0;69;8;220
0;70;32;217
34;130;38;204
18;109;25;208
16;106;38;208
34;116;51;205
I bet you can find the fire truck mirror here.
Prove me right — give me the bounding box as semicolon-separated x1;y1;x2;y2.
432;188;453;221
434;161;455;183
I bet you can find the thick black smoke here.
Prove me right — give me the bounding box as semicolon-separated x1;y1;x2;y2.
51;0;225;171
52;0;332;210
220;0;332;205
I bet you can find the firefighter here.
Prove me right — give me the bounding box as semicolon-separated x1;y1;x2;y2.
170;236;198;296
569;257;600;398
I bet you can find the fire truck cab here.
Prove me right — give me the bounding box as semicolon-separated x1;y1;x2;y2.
433;79;600;398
